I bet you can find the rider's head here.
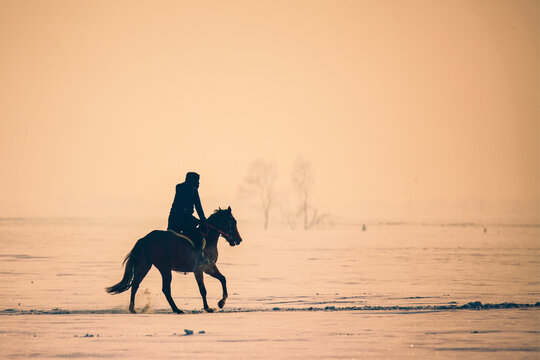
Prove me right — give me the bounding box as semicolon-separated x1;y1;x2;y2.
185;172;200;189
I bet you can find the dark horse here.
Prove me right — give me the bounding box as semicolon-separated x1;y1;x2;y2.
106;207;242;314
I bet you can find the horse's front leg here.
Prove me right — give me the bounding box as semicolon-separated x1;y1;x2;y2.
194;270;214;313
205;265;228;309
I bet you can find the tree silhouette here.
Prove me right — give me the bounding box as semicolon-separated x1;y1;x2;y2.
292;158;328;230
241;159;277;230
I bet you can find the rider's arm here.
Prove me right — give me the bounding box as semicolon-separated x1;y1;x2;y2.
193;189;206;223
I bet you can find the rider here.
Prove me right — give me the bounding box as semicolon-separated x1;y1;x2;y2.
167;172;209;267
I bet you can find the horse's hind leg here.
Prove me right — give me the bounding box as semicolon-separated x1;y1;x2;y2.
194;270;214;313
205;265;228;309
158;268;184;314
129;259;151;314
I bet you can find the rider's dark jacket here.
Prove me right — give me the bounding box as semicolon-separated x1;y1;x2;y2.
167;182;206;240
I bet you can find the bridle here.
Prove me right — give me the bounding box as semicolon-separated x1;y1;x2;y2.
203;216;236;241
207;223;234;240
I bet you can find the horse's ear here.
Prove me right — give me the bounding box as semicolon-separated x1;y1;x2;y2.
227;206;231;212
219;207;222;210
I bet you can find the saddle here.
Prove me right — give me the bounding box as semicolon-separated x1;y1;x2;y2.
167;229;206;250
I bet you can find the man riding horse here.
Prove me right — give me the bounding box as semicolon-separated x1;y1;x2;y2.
167;171;209;268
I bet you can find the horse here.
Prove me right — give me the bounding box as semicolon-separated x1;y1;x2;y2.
106;207;242;314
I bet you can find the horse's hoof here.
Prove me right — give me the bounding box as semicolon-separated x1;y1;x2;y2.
173;309;184;314
129;308;137;314
205;308;215;313
218;300;226;309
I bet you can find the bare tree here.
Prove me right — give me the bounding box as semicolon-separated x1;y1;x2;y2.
277;188;297;230
292;158;329;230
241;159;277;230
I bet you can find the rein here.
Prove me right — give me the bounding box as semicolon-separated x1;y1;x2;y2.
206;223;233;240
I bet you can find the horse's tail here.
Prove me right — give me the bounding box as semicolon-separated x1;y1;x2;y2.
106;238;147;294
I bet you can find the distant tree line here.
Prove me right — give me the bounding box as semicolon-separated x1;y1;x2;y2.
239;157;330;230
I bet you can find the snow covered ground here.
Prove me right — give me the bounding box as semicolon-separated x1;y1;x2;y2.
0;218;538;358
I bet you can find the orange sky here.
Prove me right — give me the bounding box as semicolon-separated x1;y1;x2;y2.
0;0;538;223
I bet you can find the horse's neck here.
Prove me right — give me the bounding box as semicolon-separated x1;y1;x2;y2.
205;228;220;248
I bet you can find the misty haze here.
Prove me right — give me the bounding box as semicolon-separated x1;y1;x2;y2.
0;0;538;359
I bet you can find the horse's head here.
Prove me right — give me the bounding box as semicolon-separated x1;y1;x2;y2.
208;207;243;246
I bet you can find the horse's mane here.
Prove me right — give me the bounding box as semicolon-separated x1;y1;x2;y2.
208;208;228;222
